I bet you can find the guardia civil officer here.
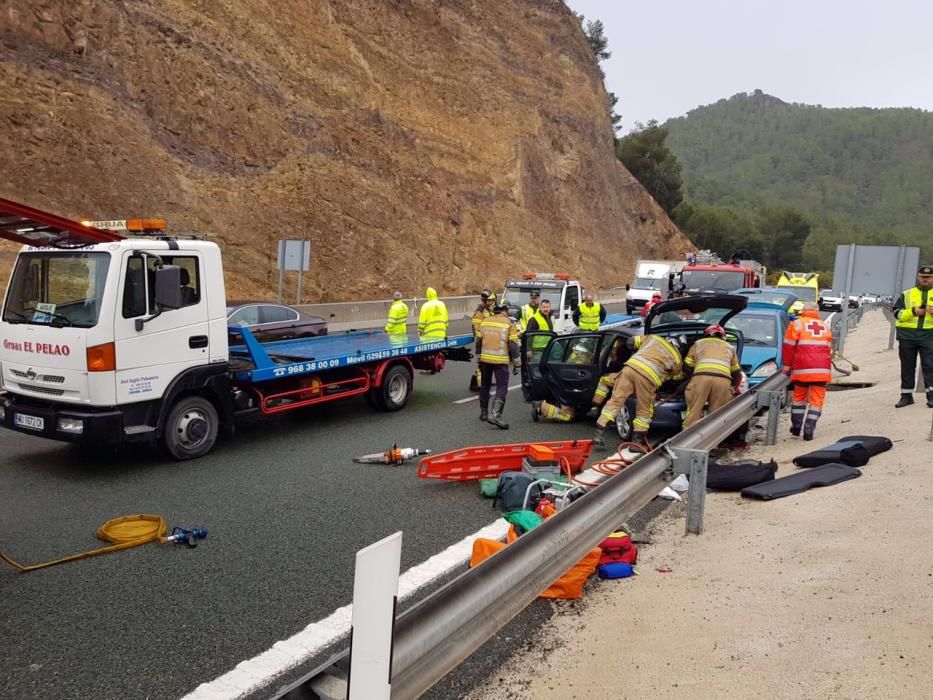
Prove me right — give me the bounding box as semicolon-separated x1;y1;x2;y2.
893;264;933;408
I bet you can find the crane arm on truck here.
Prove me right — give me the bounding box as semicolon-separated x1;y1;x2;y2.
0;197;125;247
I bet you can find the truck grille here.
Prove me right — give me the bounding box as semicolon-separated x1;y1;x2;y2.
10;369;66;383
16;383;65;397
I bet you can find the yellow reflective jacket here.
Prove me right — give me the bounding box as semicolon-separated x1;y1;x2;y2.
418;288;448;339
477;313;520;365
384;300;409;334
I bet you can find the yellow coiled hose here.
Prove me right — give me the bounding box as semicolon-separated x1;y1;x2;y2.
0;514;167;572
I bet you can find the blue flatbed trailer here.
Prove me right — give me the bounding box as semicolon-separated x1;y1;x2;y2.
227;327;474;415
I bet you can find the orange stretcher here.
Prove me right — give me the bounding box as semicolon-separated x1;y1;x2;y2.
417;440;592;481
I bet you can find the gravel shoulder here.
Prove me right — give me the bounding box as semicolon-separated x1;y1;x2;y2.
469;311;933;700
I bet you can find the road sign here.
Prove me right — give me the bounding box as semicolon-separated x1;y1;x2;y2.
276;240;311;304
277;240;311;272
348;531;402;700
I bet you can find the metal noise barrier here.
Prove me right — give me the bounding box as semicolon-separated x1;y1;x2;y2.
388;371;789;700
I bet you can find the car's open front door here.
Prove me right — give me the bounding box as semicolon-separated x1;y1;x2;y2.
539;333;604;408
521;330;557;401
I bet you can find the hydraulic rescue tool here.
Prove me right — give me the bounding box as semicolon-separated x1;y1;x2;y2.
354;445;432;465
161;527;209;547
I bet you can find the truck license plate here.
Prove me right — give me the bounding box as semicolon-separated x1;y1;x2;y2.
14;413;44;431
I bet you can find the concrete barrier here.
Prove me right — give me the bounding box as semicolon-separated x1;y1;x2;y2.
296;292;628;326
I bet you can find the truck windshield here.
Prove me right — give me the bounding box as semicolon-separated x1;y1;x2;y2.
503;288;561;310
2;252;111;328
632;277;666;290
681;270;745;293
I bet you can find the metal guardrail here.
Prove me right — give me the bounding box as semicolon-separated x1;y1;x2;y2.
273;372;789;700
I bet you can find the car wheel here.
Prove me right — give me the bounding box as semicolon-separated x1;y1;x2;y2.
163;395;219;460
373;364;412;411
615;404;633;441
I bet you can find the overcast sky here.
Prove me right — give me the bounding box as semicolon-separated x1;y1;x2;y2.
565;0;933;132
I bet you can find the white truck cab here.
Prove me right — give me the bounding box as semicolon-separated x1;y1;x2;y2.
0;205;233;457
502;273;582;334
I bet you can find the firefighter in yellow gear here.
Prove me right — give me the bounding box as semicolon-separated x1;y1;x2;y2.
418;287;448;339
683;325;741;427
469;289;496;391
476;297;521;429
593;334;686;448
384;292;409;335
527;300;576;423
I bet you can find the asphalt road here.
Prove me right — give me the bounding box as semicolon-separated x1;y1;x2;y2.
0;307;631;700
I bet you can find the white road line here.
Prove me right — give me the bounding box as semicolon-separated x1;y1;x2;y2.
452;384;521;404
183;518;510;700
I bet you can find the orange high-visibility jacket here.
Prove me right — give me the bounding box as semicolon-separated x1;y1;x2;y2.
782;310;832;383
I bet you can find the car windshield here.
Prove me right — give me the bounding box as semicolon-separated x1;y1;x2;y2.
681;270;745;293
653;302;742;329
726;314;778;347
2;252;111;328
631;277;666;290
779;286;816;302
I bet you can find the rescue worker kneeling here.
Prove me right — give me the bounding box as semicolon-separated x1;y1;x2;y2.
477;297;521;429
592;334;685;448
532;328;592;424
683;325;741;427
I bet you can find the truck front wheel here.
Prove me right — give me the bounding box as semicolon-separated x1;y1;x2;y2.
163;396;219;460
372;365;412;411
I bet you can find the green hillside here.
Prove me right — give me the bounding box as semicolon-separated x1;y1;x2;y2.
664;90;933;273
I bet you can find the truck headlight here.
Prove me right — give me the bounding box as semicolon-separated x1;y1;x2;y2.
751;361;778;378
57;417;84;434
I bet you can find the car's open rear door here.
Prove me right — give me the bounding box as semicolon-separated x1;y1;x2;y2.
521;330;557;401
0;197;124;247
540;333;604;407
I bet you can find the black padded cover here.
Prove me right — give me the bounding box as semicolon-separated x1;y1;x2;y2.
741;463;861;500
837;435;893;457
793;440;870;468
706;459;778;491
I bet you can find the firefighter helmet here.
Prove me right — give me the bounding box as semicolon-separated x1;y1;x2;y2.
480;288;495;302
704;324;726;338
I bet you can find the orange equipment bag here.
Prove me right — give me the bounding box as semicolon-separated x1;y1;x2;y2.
469;538;601;600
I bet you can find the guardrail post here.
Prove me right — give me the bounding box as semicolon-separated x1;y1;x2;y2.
669;447;708;535
757;389;783;445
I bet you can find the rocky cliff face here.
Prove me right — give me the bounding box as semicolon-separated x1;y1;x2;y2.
0;0;692;301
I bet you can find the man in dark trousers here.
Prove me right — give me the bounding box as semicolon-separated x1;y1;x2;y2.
476;296;521;428
893;265;933;408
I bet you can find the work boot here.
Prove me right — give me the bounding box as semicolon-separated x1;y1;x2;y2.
531;401;541;423
790;426;801;437
895;394;914;408
592;426;607;449
631;431;649;448
803;431;814;441
479;401;488;422
927;392;933;408
488;399;509;429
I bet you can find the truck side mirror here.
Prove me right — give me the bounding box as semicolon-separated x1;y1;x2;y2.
154;265;183;310
625;284;630;291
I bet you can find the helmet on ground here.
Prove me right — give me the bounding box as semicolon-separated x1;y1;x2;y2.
704;325;726;338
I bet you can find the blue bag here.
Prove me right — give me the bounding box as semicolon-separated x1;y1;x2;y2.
597;562;635;579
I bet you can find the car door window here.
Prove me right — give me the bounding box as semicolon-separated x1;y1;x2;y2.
228;306;260;327
259;305;298;324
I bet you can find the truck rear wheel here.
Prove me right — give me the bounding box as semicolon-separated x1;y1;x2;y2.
163;396;219;460
372;365;412;411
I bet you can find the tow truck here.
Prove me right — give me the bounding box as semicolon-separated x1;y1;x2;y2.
501;273;583;334
0;198;472;460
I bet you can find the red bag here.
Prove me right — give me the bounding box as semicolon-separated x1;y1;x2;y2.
598;531;637;565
